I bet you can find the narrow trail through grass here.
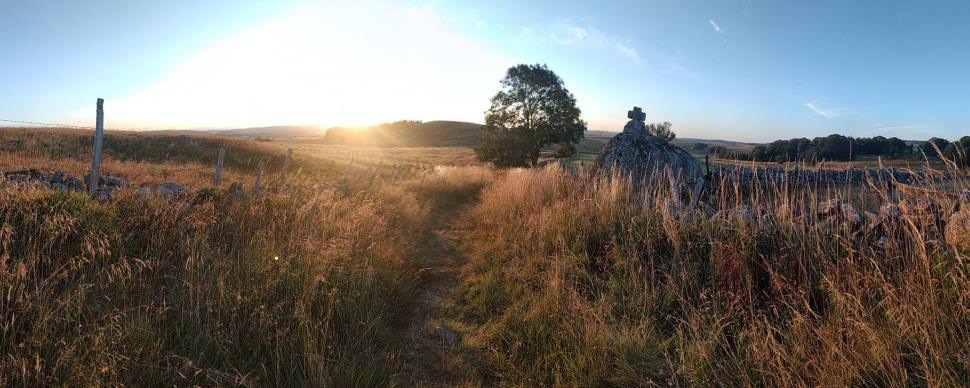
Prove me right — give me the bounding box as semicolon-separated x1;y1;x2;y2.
392;201;482;387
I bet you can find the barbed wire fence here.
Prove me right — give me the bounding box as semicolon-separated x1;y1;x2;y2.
0;99;296;199
0;118;97;129
1;99;441;199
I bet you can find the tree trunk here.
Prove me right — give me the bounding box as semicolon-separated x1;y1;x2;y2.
530;149;540;167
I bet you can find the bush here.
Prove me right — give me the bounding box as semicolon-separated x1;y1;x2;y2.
645;122;675;143
554;143;577;158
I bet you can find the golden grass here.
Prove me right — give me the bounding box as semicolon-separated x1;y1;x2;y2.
280;142;480;168
453;165;970;386
0;135;494;385
3;127;969;386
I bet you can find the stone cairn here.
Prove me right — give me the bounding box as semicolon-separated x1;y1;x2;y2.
588;107;702;188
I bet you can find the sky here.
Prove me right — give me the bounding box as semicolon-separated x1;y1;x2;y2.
1;0;968;142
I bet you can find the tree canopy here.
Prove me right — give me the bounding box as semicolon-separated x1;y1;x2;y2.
476;64;587;167
750;134;909;162
645;122;675;143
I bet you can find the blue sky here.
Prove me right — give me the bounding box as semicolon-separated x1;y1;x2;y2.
1;0;968;141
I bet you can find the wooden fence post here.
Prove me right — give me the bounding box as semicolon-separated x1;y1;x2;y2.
252;160;266;194
213;147;225;186
88;98;104;198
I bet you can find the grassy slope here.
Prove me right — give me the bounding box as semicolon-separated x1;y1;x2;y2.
0;127;290;170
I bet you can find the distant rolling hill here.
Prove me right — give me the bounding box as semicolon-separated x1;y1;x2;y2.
221;125;327;138
674;137;760;148
166;122;760;150
321;120;482;147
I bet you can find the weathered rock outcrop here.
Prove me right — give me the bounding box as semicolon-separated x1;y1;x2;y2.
588;107;702;187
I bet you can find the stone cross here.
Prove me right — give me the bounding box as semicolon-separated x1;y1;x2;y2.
622;106;647;136
627;106;645;122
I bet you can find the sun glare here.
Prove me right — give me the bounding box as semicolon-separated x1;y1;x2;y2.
101;3;509;129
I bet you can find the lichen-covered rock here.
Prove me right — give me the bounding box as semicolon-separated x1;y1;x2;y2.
64;176;84;192
156;182;189;197
818;200;862;224
588;107;702;188
589;134;701;187
51;170;65;184
102;175;129;188
94;186;116;202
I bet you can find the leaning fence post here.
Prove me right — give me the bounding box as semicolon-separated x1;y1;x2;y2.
252;160;266;194
88;98;104;198
213;147;225;186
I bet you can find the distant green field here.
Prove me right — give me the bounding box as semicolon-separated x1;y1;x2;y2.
563;136;754;169
564;135;941;171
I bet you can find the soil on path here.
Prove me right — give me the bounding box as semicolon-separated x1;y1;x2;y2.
391;205;481;387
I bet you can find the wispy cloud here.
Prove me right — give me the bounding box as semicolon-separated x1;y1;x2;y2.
875;124;929;132
802;102;849;119
708;19;723;34
613;43;639;62
519;20;639;62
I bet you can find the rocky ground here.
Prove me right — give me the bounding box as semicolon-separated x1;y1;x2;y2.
1;168;250;201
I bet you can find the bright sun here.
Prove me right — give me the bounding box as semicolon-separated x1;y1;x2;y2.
105;3;510;129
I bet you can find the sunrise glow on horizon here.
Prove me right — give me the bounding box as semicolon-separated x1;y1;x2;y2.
3;0;969;141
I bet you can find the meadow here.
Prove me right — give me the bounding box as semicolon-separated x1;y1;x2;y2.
1;128;968;386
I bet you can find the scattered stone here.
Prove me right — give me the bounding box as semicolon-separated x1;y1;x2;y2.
137;186;152;199
716;206;756;223
589;107;702;187
102;175;129;188
50;170;65;184
156;182;189;197
710;165;927;188
433;326;459;344
899;196;943;231
94;186;116;202
818;200;861;225
64;176;84;192
227;182;246;200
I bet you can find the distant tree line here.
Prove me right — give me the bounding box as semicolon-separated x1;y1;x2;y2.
746;135;908;163
703;134;970;164
918;136;970;166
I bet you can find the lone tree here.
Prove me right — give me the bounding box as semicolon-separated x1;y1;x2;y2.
476;64;587;167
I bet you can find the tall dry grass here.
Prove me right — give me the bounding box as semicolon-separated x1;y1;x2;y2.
456;165;970;386
0;161;492;386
